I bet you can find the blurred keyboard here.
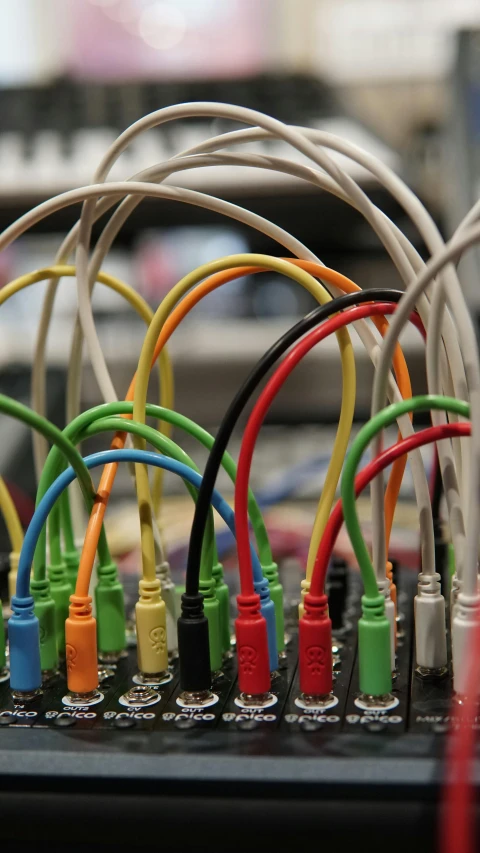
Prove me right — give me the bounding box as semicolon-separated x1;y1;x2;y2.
0;74;398;199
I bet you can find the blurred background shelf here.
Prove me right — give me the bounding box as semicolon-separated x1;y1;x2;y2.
0;0;477;539
0;319;425;420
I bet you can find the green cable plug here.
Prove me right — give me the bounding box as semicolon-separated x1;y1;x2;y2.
261;562;285;653
199;578;222;673
63;548;80;589
211;562;231;655
30;578;58;672
48;560;71;653
95;561;126;656
358;592;392;696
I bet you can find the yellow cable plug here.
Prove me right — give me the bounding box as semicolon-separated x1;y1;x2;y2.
135;578;169;677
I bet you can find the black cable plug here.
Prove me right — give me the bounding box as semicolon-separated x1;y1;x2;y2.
177;592;211;692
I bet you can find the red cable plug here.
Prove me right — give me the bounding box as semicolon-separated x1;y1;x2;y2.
299;592;333;696
235;593;271;695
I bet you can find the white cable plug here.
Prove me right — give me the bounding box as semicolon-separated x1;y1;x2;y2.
414;572;447;672
452;588;480;695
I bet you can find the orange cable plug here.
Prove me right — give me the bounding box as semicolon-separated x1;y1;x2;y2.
65;594;98;694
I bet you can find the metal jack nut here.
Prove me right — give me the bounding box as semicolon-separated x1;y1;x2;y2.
118;685;161;708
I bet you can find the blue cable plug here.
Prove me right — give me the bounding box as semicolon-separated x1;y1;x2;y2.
8;595;41;692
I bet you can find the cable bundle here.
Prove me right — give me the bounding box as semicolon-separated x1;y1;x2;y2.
0;101;477;850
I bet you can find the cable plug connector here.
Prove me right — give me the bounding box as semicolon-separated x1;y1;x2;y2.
452;589;480;695
48;560;72;652
299;592;333;696
199;577;222;673
63;547;80;590
235;592;270;695
415;571;447;673
8;594;41;692
261;561;285;654
177;591;211;692
30;578;58;673
156;560;178;654
211;562;231;656
65;594;98;694
358;593;392;697
253;577;278;672
136;578;169;678
95;560;126;658
7;550;20;603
